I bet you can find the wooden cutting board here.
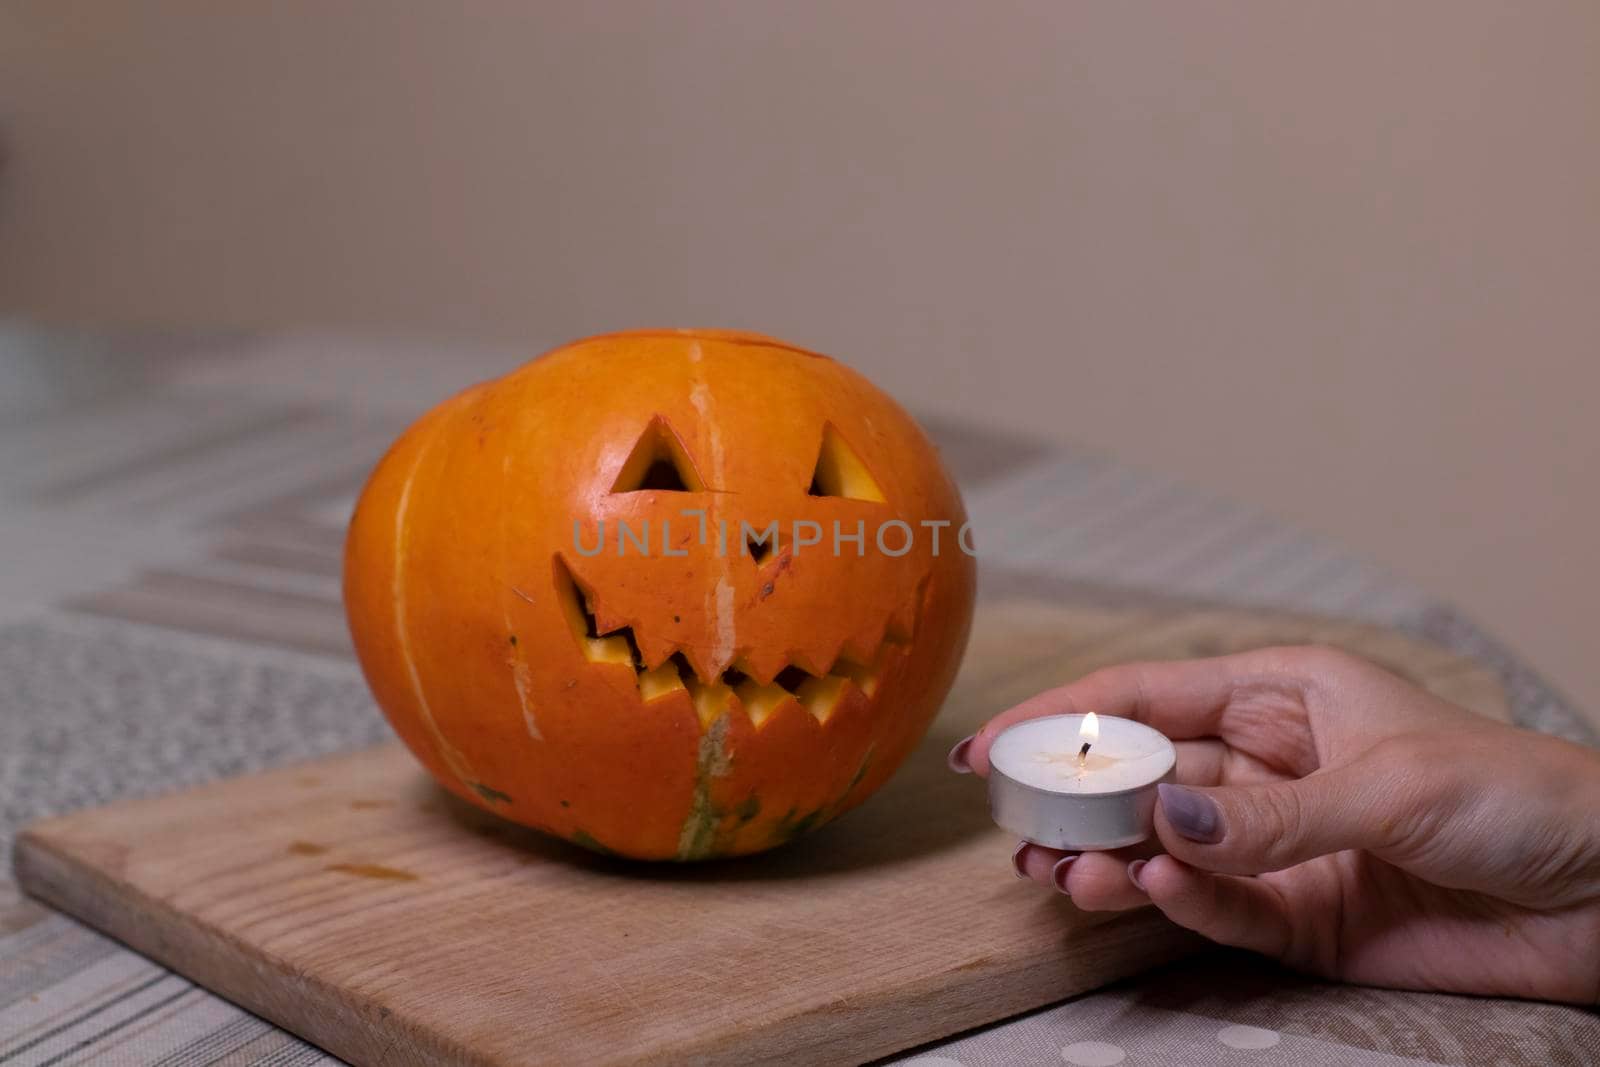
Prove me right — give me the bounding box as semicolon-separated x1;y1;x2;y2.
14;581;1508;1067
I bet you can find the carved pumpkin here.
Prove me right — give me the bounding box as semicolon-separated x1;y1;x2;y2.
344;329;976;859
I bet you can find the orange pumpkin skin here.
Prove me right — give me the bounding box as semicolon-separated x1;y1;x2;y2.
343;329;976;859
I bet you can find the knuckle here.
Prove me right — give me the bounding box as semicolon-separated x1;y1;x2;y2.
1362;735;1446;804
1363;732;1427;772
1074;661;1157;720
1289;643;1368;678
1249;783;1308;869
1241;644;1368;690
1356;734;1448;846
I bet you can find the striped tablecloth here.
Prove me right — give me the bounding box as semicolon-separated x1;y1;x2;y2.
1;334;1594;1066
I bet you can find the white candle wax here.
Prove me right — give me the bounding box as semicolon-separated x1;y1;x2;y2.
987;713;1177;850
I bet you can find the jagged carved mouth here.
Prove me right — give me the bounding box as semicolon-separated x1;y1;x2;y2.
552;558;893;728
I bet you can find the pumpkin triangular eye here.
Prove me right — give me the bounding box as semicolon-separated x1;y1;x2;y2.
808;425;885;502
611;418;705;493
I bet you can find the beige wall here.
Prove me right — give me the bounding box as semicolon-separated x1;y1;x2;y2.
2;2;1597;717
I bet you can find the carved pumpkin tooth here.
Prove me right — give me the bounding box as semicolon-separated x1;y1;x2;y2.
740;648;790;687
786;639;840;679
796;675;849;723
835;660;881;698
734;680;798;728
551;557;591;636
636;661;687;702
591;615;630;639
551;556;634;667
772;665;810;694
632;633;682;673
840;625;887;669
679;649;721;690
684;675;735;729
584;635;633;667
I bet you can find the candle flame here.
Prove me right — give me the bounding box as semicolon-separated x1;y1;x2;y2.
1080;711;1100;745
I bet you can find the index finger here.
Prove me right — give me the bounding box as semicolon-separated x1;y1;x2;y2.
963;650;1303;777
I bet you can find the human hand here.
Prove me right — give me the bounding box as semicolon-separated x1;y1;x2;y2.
949;646;1600;1004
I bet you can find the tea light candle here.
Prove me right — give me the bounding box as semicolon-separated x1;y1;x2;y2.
988;712;1177;850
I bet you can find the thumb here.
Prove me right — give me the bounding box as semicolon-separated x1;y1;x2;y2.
1155;758;1406;875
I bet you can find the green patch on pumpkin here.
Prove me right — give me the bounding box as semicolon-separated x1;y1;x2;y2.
570;829;620;857
470;781;513;805
773;806;824;844
675;713;732;861
734;795;761;823
846;748;873;793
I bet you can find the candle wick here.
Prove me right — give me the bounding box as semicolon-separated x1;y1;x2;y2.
1077;741;1091;769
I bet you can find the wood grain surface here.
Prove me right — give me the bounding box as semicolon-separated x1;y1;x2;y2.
14;590;1509;1067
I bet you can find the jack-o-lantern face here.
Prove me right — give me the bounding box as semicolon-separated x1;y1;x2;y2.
344;330;976;859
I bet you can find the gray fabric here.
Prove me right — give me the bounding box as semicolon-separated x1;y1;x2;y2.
0;615;386;873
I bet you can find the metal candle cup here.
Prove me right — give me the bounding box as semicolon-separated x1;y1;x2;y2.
988;713;1177;851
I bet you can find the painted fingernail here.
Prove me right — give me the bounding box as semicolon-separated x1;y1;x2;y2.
1158;783;1223;843
1127;859;1149;891
947;736;975;774
1050;855;1078;894
1011;842;1030;879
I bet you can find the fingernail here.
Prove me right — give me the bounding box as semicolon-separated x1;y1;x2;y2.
1158;783;1223;843
1127;859;1148;891
1011;842;1030;879
1050;855;1078;894
947;736;974;774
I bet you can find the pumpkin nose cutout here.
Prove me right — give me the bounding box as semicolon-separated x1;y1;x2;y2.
743;530;777;565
